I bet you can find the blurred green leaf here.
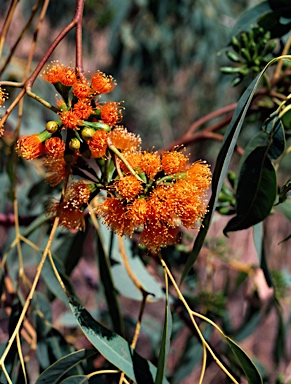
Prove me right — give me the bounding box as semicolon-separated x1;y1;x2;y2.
230;1;271;38
36;349;96;384
68;295;170;384
226;336;263;383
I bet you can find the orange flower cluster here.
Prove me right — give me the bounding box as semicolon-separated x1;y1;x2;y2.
15;62;211;249
98;150;211;251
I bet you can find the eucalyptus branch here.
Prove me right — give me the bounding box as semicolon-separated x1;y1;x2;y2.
0;0;19;59
0;217;59;368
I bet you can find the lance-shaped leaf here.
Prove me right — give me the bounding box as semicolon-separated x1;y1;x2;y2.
154;273;172;384
36;349;96;384
68;296;170;384
226;336;263;384
180;55;290;283
224;146;277;234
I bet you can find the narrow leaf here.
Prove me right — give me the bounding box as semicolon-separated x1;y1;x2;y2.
181;56;291;283
36;349;96;384
154;272;172;384
96;230;124;335
59;376;88;384
68;296;170;384
226;336;263;384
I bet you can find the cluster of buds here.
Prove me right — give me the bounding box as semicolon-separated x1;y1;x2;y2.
15;62;211;251
221;27;277;86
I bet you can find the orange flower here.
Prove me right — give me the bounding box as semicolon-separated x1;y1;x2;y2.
161;150;189;175
101;102;123;126
0;87;8;105
88;130;108;158
139;152;161;179
109;126;141;151
42;61;66;84
73;80;91;99
140;221;180;251
43;156;67;186
59;66;77;86
114;175;144;201
44;137;65;157
120;151;143;173
186;161;212;190
46;201;85;231
66;181;91;208
16;133;47;160
98;197;134;236
60;110;80;129
91;71;116;94
73;99;93;120
127;198;149;228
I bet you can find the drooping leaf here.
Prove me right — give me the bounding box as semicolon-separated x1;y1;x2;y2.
180;73;263;283
273;306;286;365
98;223;165;301
226;336;263;384
96;229;124;335
154;272;172;384
68;295;170;384
36;349;96;384
224;146;277;234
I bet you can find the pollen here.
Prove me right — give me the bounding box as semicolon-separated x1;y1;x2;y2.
91;71;116;94
73;99;93;120
109;126;141;151
127;198;149;228
114;175;144;201
44;137;65;157
16;134;44;160
101;102;123;126
87;130;108;158
140;222;180;251
161;150;189;175
60;110;80;129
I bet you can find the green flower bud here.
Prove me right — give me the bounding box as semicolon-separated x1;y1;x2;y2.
46;121;60;133
81;127;95;139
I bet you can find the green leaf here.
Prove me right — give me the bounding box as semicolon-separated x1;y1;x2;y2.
36;349;96;384
68;295;170;384
263;113;285;160
273;306;286;364
154;273;172;384
99;224;165;301
229;1;271;38
180;74;263;283
96;229;124;335
224;146;277;234
226;336;263;384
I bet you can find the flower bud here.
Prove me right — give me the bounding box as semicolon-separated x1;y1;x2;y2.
81;127;95;139
46;121;60;133
69;138;81;150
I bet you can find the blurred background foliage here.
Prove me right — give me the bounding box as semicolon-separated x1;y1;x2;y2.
1;0;291;383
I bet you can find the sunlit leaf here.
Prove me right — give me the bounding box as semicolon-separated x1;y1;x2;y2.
68;296;170;384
